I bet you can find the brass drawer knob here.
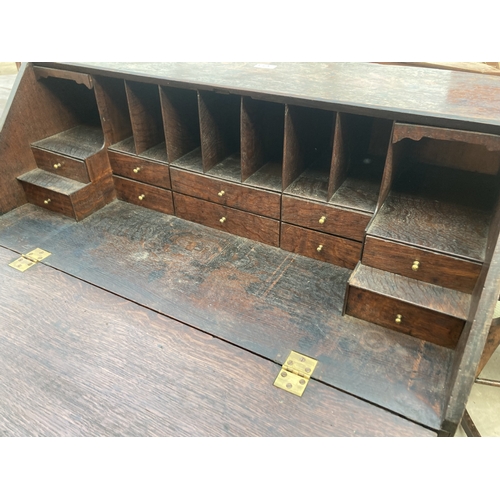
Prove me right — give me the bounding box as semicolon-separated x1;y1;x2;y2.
319;215;326;224
412;260;420;271
395;314;402;324
53;163;61;169
133;167;141;173
138;194;145;200
317;244;323;252
220;217;226;224
43;198;51;205
218;190;225;197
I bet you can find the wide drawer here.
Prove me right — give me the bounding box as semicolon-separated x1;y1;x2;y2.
280;223;361;269
113;176;174;214
31;147;90;183
109;151;171;189
362;235;482;294
171;167;281;219
345;286;463;349
281;195;371;242
174;192;280;247
21;183;75;218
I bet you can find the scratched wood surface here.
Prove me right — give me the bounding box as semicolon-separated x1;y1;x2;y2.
0;202;454;430
0;246;435;437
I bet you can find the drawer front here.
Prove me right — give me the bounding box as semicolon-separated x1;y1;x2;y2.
281;223;361;269
362;236;482;294
282;195;371;241
174;193;280;247
113;176;174;215
345;286;463;349
109;151;171;189
21;183;75;218
32;147;90;183
171;167;281;219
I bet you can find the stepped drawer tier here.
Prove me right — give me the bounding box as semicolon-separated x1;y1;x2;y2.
113;176;174;214
281;195;371;242
174;192;280;247
108;151;171;189
31;147;90;184
280;223;361;269
170;168;281;219
362;236;482;293
20;183;76;218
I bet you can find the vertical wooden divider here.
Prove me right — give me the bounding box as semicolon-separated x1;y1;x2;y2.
94;77;132;148
125;81;164;155
282;105;303;191
160;86;201;163
328;112;348;200
241;97;266;182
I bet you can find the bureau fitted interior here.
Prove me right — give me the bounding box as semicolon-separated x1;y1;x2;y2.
4;63;500;435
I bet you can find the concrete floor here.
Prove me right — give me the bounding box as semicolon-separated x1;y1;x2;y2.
1;62;499;437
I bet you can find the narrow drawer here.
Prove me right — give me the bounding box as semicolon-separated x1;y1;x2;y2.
174;192;280;247
362;236;481;294
345;286;463;349
171;167;281;219
282;195;371;242
21;183;75;218
113;176;174;215
108;151;171;189
280;223;361;269
31;147;90;183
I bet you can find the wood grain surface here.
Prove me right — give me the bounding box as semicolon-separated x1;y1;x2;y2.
173;192;280;246
108;150;171;189
280;223;361;269
170;167;281;219
282;195;371;242
363;236;482;293
0;246;434;437
0;202;454;430
33;66;93;89
18;168;87;195
31;147;90;183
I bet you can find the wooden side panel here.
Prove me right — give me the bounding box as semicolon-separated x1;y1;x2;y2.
280;223;361;269
160;86;201;163
476;317;500;376
174;192;280;246
0;64;86;214
328;113;349;199
71;174;116;221
125;81;164;155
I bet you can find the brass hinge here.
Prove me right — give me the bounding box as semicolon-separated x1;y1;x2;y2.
9;248;51;272
274;351;318;397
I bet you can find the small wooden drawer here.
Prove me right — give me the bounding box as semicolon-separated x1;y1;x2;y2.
345;286;464;349
31;147;90;183
21;183;76;218
170;167;281;219
174;192;280;247
281;195;371;242
362;236;482;294
113;176;174;215
280;223;361;269
108;151;171;189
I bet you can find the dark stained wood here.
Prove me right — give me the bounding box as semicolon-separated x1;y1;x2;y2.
31;147;90;183
368;164;496;263
476;317;500;376
461;410;481;437
160;86;200;163
170;147;204;173
33;66;93;89
282;195;371;242
113;176;173;215
140;142;169;164
125;80;164;155
31;125;104;160
174;192;279;247
0;246;434;437
85;149;114;182
108;151;171;189
363;236;482;294
244;161;282;191
170;167;280;219
280;223;361;269
198;91;241;173
93;76;133;148
241;97;284;190
109;136;136;155
70;174;116;221
205;153;241;182
328;113;349;199
18;180;75;218
0;202;453;430
282;105;335;199
18;168;87;195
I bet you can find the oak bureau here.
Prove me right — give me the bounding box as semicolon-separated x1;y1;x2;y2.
1;62;500;436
